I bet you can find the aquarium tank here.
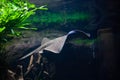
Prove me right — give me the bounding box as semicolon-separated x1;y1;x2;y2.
0;0;119;80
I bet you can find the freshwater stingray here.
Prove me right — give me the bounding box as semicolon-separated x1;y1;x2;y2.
19;30;90;60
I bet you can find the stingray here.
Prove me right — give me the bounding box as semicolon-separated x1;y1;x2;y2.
19;30;90;60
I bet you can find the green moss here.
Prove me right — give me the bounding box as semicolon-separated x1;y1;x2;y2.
70;38;95;46
26;11;91;26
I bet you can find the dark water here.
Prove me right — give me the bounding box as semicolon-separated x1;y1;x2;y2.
29;0;99;37
0;0;119;80
17;0;120;80
28;0;119;80
29;0;119;35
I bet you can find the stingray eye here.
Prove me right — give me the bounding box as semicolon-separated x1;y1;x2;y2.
68;30;76;35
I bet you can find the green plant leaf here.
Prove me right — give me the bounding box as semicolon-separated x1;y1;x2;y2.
0;27;6;32
11;29;15;35
38;5;48;10
18;26;37;30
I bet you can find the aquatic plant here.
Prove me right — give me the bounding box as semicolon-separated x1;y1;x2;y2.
0;0;48;42
0;0;48;80
26;11;90;26
70;38;96;46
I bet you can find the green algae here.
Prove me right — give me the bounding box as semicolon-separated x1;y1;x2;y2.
27;11;91;26
70;38;96;46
